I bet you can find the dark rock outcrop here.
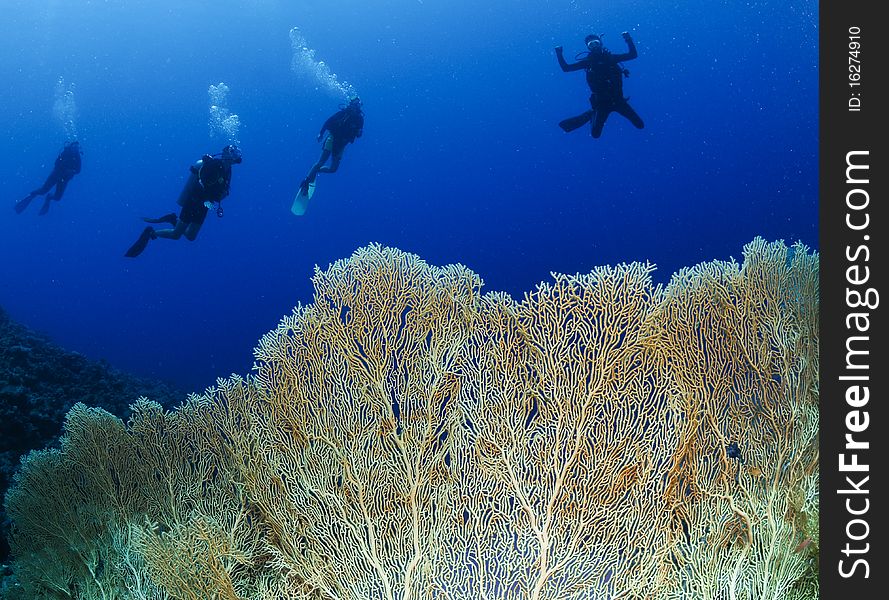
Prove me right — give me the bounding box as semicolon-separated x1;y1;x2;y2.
0;306;185;564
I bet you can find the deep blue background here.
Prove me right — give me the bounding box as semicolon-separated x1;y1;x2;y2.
0;0;818;393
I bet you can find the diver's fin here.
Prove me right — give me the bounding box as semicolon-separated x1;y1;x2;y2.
38;198;51;216
559;111;594;133
14;196;33;214
291;178;316;216
142;212;178;225
299;173;317;194
124;226;156;258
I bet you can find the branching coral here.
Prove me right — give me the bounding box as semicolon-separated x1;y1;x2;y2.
2;239;819;599
650;238;819;599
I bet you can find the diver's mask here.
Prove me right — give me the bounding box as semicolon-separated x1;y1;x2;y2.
585;36;602;51
221;144;243;164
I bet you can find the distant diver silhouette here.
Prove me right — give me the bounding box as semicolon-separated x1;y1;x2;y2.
15;141;82;216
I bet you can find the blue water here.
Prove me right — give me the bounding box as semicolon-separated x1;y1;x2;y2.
0;0;818;393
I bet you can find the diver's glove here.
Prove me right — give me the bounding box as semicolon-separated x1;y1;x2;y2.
621;31;632;41
554;45;563;54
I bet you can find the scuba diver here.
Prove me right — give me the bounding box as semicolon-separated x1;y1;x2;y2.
298;96;364;195
555;31;644;138
124;144;243;258
14;140;82;215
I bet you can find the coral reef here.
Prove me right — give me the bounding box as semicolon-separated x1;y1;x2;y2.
1;239;819;599
0;307;184;567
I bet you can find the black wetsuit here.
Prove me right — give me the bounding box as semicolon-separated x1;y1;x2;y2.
556;39;644;138
15;142;82;214
302;105;364;188
177;155;232;225
125;152;236;257
320;106;364;156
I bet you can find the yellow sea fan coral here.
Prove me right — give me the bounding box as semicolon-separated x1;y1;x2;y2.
3;239;818;600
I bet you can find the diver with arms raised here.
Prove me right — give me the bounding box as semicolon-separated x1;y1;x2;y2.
555;31;644;138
